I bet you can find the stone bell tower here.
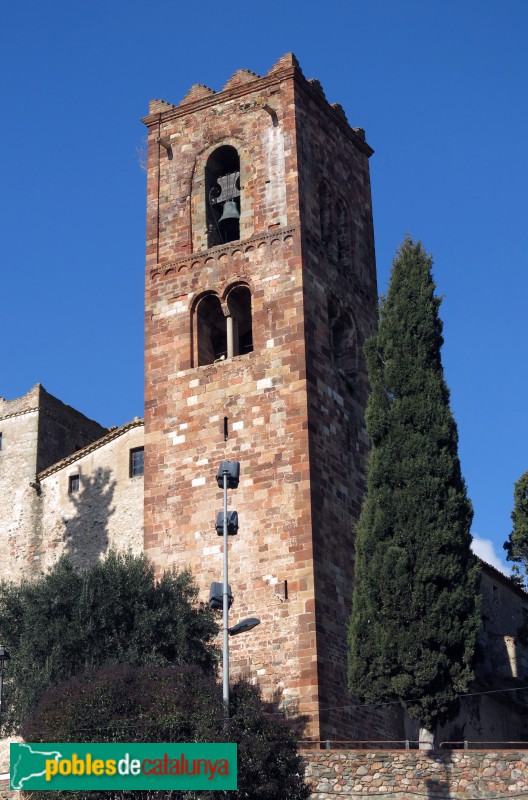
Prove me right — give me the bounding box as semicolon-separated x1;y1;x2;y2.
142;54;400;740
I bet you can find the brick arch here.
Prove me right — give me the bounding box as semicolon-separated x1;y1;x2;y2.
190;137;257;253
220;277;255;301
191;290;226;367
224;281;254;357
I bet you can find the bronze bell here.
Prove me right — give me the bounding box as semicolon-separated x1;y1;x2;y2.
218;200;240;223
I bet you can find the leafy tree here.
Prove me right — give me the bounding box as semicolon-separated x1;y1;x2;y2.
504;470;528;588
348;237;481;746
0;551;218;731
2;552;310;798
22;664;311;800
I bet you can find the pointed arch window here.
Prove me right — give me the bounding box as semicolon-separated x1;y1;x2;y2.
206;146;241;248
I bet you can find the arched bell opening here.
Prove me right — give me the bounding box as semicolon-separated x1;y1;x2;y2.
206;146;241;248
226;284;253;358
195;294;227;366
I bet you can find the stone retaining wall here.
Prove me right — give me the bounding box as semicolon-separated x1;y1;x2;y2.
1;748;527;797
304;750;528;799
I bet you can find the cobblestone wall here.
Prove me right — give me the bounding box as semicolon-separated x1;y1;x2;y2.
1;748;527;798
304;750;528;799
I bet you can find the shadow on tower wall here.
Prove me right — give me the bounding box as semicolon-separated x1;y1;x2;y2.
64;467;116;567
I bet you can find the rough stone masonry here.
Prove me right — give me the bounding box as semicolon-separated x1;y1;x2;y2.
141;53;395;742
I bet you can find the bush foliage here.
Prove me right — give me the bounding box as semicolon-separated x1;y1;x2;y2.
0;551;310;798
0;551;218;731
23;664;310;800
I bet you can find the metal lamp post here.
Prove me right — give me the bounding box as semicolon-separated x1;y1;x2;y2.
222;464;230;716
0;645;11;726
213;461;260;719
214;461;261;719
216;461;240;717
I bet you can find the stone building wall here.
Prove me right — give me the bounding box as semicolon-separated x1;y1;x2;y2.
0;385;107;581
143;54;320;734
480;563;528;681
304;749;528;799
39;419;144;571
35;385;108;473
436;564;528;743
294;62;382;741
400;563;528;744
0;388;40;582
0;386;142;581
434;692;527;745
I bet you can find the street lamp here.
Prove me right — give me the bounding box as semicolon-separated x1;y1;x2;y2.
229;617;260;636
213;461;261;718
0;645;11;726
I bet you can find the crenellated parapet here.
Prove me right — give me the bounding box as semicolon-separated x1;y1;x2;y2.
142;53;372;157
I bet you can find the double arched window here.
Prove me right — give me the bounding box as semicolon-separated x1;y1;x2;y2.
193;284;253;367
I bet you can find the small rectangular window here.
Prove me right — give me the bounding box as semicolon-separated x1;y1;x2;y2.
0;432;2;451
492;585;500;607
130;447;144;477
69;475;80;493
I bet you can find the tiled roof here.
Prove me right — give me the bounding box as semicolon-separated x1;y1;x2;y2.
38;417;144;479
478;557;528;599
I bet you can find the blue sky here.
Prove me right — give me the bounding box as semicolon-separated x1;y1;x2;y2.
1;1;527;573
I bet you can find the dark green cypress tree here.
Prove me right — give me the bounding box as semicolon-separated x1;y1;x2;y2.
348;237;480;744
504;470;528;588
